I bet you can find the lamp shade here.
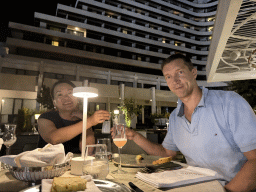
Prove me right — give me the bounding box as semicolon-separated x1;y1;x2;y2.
73;87;98;98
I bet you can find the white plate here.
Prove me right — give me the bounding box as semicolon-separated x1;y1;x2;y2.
20;179;131;192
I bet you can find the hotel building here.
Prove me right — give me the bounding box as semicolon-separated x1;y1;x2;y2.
0;0;227;126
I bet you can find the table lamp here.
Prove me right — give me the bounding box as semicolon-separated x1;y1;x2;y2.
71;87;98;175
73;87;98;158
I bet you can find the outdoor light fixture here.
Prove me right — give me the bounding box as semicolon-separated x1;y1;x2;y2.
73;87;98;158
34;114;40;120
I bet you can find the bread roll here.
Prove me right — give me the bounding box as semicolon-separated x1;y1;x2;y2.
135;155;144;163
152;157;172;165
51;177;87;192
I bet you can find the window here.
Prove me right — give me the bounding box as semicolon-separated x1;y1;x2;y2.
50;27;61;32
52;41;59;46
1;98;37;124
67;29;84;37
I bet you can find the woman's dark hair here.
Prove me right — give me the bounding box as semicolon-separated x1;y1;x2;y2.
51;80;76;99
161;53;194;71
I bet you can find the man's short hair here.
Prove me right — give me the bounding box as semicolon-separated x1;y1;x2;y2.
51;80;76;99
161;54;194;71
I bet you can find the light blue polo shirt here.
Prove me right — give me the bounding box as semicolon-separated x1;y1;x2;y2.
162;87;256;184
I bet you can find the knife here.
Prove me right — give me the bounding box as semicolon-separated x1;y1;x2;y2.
128;182;144;192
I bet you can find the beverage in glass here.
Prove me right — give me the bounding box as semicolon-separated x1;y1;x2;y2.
112;124;127;174
3;124;17;155
102;120;111;134
82;144;109;179
97;138;112;160
113;138;127;148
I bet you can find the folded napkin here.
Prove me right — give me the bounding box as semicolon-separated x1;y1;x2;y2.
136;166;224;188
0;143;73;167
42;175;102;192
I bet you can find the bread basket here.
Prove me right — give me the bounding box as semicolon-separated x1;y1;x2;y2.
5;160;71;182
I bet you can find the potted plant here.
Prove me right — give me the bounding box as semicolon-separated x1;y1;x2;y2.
17;107;33;133
119;98;143;128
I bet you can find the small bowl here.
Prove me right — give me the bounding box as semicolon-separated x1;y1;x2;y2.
6;160;71;182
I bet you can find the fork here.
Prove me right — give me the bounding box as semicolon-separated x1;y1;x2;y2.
140;167;163;173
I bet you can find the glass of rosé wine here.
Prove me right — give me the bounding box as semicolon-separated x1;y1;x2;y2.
112;124;127;174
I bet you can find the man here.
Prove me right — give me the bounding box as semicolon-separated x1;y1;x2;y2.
126;54;256;192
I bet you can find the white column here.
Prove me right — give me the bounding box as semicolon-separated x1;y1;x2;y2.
151;87;156;114
157;105;161;114
107;71;111;85
119;84;125;125
133;74;138;88
0;97;2;115
157;77;161;90
83;80;89;87
120;84;125;103
107;97;110;112
142;107;145;124
37;62;44;98
76;65;80;81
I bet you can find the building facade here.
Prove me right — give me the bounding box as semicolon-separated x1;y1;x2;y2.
0;0;227;126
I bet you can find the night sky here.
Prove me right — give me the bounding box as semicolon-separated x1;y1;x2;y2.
0;0;76;42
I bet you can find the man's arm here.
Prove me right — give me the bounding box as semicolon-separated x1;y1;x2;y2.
225;149;256;192
125;128;177;158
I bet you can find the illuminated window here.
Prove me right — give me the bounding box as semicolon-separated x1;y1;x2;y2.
207;17;215;22
123;29;127;34
162;39;166;43
138;56;142;61
52;41;59;46
208;27;213;31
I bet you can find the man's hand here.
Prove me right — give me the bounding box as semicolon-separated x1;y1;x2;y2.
125;128;138;140
88;110;110;126
110;127;137;140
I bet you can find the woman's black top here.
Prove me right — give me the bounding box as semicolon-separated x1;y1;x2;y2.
37;110;81;154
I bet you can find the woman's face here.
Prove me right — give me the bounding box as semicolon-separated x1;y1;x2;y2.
53;83;78;112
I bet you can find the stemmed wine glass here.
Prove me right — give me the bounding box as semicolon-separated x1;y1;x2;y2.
2;124;17;155
112;124;127;174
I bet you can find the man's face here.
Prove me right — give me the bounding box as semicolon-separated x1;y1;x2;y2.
162;59;198;99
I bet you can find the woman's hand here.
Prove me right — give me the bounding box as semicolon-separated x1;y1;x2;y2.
89;110;110;126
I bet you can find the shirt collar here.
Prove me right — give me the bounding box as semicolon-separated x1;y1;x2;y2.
177;87;209;117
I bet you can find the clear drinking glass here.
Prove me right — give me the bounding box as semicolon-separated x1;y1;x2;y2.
112;124;127;174
82;144;109;180
102;120;111;134
2;124;17;155
97;138;112;160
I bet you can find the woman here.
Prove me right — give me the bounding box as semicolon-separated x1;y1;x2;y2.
37;80;110;153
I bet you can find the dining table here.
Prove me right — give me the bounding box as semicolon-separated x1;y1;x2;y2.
0;154;225;192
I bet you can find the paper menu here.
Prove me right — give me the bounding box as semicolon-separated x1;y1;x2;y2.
136;166;224;188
